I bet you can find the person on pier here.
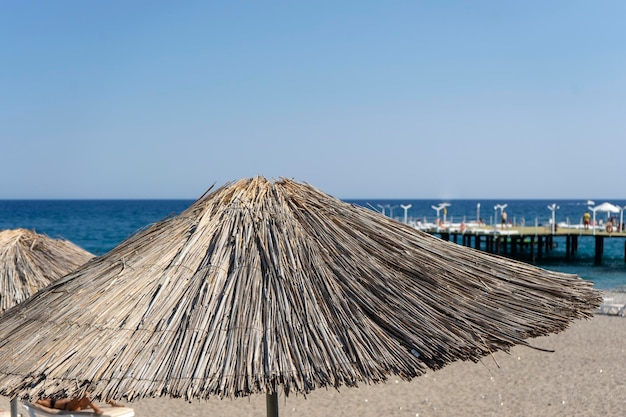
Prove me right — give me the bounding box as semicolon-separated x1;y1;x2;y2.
583;211;591;230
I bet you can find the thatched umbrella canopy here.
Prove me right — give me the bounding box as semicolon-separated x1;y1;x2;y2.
0;177;600;416
0;228;94;313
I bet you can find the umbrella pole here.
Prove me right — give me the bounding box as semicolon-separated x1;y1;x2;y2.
10;397;18;417
266;392;279;417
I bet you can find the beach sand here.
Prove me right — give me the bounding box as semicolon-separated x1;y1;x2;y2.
2;294;625;417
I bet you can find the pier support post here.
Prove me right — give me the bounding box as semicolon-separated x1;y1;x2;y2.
537;236;543;260
595;236;604;265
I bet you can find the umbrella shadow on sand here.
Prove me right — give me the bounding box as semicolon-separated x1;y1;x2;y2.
0;177;601;417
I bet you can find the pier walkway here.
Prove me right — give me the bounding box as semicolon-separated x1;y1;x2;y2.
419;224;626;264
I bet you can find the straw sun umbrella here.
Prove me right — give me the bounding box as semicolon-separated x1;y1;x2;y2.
0;228;94;314
0;177;600;417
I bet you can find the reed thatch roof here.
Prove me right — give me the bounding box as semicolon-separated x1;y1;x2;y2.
0;228;94;313
0;177;600;404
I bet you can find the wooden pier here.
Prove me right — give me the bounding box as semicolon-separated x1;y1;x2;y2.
424;226;626;265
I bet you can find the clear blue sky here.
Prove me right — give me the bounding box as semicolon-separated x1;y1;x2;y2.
1;1;625;200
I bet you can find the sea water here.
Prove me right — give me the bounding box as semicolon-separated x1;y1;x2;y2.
0;200;192;256
0;198;624;290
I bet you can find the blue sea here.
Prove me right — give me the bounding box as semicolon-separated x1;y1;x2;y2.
1;198;625;291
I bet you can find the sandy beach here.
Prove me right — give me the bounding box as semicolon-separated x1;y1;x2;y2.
2;293;625;417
